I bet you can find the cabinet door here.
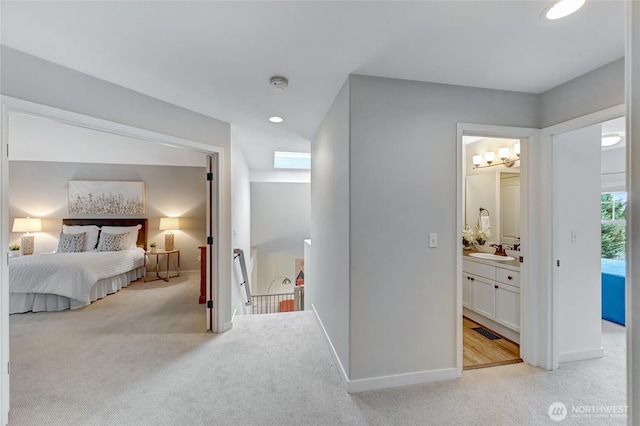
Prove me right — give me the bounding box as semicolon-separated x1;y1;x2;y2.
472;275;495;320
462;275;473;308
495;283;520;332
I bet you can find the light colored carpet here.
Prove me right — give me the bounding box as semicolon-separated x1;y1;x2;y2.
9;274;626;425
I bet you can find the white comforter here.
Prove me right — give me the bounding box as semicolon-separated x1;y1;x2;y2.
9;248;145;304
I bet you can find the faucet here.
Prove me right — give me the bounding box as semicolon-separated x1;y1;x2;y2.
490;244;507;256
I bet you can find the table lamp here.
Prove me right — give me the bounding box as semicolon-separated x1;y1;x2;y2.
12;217;42;255
159;217;180;251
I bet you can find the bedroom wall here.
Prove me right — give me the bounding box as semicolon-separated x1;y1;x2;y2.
9;161;206;272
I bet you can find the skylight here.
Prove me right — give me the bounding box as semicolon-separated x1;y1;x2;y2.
274;151;311;169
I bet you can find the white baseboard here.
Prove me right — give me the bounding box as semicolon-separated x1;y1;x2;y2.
559;347;604;363
312;304;458;394
345;368;458;394
311;304;350;387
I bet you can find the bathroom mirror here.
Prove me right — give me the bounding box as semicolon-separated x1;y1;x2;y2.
464;170;520;246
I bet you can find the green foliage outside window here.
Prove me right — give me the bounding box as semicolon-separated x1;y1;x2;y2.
601;192;626;259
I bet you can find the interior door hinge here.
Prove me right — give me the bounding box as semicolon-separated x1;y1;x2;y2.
206;172;213;181
207;236;214;245
519;256;524;263
557;259;560;267
207;300;213;309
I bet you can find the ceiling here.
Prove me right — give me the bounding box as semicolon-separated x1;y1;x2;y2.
0;1;625;170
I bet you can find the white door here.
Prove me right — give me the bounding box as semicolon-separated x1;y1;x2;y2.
495;283;521;332
472;275;496;320
553;124;603;365
500;174;521;246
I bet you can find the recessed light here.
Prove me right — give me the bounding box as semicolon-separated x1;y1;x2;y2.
269;116;284;123
601;133;623;147
544;0;585;20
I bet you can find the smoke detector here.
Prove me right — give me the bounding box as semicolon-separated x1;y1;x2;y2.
270;76;289;91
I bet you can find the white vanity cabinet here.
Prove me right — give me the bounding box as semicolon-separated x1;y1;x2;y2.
463;258;520;333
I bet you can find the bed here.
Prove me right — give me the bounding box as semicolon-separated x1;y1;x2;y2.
9;218;148;314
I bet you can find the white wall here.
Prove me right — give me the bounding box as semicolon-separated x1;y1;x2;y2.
1;46;234;332
554;124;603;362
9;161;206;271
311;78;351;378
231;135;252;313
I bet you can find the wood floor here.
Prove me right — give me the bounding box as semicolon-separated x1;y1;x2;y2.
463;317;522;370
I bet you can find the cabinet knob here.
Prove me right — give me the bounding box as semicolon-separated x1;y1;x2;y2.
508;275;513;280
495;285;499;289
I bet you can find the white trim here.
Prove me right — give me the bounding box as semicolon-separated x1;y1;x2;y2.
558;347;605;364
457;123;539;373
312;305;457;393
540;104;625;371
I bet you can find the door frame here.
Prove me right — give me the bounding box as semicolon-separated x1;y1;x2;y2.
0;96;226;424
456;123;538;375
540;103;625;370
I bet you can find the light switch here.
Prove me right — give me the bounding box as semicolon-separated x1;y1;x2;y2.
429;233;438;248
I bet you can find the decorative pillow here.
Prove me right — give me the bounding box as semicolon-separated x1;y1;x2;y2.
62;225;101;251
99;225;141;250
97;232;130;252
57;232;86;253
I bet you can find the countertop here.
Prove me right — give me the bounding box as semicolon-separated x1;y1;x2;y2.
463;250;521;271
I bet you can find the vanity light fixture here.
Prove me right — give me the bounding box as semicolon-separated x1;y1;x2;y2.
484;152;495;165
601;133;623;147
544;0;585;20
473;146;521;169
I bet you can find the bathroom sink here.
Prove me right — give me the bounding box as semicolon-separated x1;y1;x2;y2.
468;253;515;261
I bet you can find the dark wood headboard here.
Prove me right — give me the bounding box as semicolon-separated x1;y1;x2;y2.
62;218;148;250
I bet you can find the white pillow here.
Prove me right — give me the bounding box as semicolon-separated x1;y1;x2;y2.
99;225;141;250
62;225;101;251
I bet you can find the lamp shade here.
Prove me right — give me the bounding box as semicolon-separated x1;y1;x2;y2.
159;217;180;231
12;217;42;233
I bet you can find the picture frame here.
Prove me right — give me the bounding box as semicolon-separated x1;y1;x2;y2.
68;180;145;215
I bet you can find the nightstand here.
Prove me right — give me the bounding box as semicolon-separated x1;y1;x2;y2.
144;249;180;282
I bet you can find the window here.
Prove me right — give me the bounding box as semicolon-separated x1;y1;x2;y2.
601;192;626;260
274;151;311;169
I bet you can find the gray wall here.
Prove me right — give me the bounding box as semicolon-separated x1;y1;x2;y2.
313;75;538;386
538;57;624;128
9;161;206;271
348;75;538;380
311;79;351;376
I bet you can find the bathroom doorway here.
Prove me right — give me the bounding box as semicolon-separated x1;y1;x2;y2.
461;134;523;370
